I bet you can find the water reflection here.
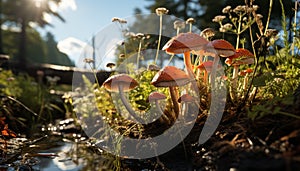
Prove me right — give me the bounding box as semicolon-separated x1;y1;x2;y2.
37;142;83;171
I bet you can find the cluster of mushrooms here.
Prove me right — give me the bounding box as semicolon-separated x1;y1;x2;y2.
102;31;255;124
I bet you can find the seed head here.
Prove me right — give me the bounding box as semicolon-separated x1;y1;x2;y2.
233;5;247;14
155;7;169;16
135;33;145;39
111;17;127;24
119;54;125;58
186;18;196;24
200;28;215;40
222;6;232;13
255;14;263;20
219;27;226;33
212;15;226;23
83;58;94;64
223;23;233;30
173;20;186;30
252;5;259;11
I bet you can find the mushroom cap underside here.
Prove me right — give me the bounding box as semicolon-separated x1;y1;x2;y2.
162;32;209;54
103;74;138;92
148;92;166;102
151;66;190;87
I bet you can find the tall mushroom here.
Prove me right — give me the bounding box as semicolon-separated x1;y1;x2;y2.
147;92;170;124
162;32;209;79
103;74;142;122
151;66;190;117
194;39;235;88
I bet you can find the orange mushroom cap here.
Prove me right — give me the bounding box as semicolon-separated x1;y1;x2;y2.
238;68;254;76
197;61;222;72
162;32;209;54
225;48;254;66
197;61;214;72
209;39;235;57
151;66;190;87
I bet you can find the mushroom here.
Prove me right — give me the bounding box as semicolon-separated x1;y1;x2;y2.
151;66;190;117
238;68;253;91
208;39;235;57
225;48;254;101
194;39;235;63
147;92;170;124
196;61;214;84
162;32;209;79
194;39;235;88
103;74;142;122
178;94;202;117
106;62;116;71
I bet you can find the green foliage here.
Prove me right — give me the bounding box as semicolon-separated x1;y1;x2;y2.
247;96;300;120
129;70;167;111
71;75;115;119
2;28;74;66
0;70;22;97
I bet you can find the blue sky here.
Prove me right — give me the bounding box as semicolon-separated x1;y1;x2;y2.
37;0;153;67
40;0;151;42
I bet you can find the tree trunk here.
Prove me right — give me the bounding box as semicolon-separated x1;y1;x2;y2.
18;18;27;70
0;0;3;54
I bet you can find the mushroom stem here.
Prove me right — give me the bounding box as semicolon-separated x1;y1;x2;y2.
183;51;199;91
210;54;219;89
136;40;142;69
154;14;163;64
203;70;208;85
243;73;249;91
169;86;180;118
183;51;194;78
118;84;143;122
155;100;171;124
230;65;239;101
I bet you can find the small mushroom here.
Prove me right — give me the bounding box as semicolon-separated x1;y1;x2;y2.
162;32;209;79
225;48;254;101
178;94;201;116
196;61;214;84
239;68;253;91
151;66;190;118
106;62;116;71
225;48;254;85
103;74;142;122
147;92;170;124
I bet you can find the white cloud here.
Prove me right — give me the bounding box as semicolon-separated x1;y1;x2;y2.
57;37;90;67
